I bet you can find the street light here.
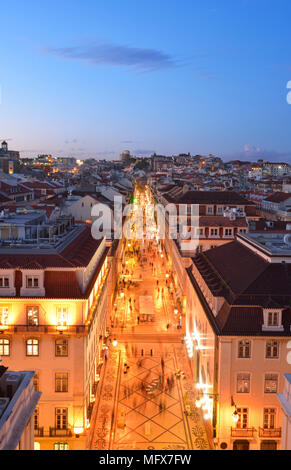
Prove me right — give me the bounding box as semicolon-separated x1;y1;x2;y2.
231;396;239;424
112;339;118;347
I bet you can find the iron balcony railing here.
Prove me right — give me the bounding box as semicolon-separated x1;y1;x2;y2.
49;427;72;437
0;325;88;334
259;427;281;438
231;427;256;438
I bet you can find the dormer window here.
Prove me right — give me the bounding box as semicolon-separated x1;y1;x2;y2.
268;311;279;327
224;228;233;237
20;271;45;297
262;309;283;331
0;277;9;288
26;276;39;288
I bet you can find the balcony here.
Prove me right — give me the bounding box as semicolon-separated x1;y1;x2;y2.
231;427;256;438
259;427;281;438
34;427;44;437
49;427;72;437
0;325;88;334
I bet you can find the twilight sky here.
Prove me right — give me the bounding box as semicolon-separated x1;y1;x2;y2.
1;0;291;161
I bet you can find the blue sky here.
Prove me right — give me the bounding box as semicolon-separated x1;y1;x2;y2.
1;0;291;161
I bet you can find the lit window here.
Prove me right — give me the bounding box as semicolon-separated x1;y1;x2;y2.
55;373;68;393
27;306;39;326
263;408;276;429
34;408;39;430
33;373;39;391
0;338;10;356
54;442;69;451
0;307;8;326
56;307;68;326
55;339;68;357
264;374;278;393
26;339;39;356
236;408;249;429
237;373;250;393
55;408;68;430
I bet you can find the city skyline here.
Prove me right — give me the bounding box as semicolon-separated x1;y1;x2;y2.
1;0;291;161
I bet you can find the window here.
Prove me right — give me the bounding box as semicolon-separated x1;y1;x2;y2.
0;307;8;326
266;341;279;358
55;373;68;393
26;339;39;356
237;373;250;393
267;312;279;327
56;307;68;326
207;206;214;215
0;277;9;288
34;408;39;430
263;408;276;429
33;373;39;391
262;310;283;331
0;338;10;356
217;206;223;215
55;339;68;357
210;228;218;237
238;340;251;358
26;276;39;288
264;374;278;393
224;229;233;237
55;408;68;430
54;442;69;451
27;306;39;326
236;408;249;429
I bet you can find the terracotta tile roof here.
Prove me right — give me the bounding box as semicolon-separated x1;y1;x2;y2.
264;192;291;203
198;216;248;227
0;226;103;269
164;190;255;206
189;240;291;336
44;271;83;298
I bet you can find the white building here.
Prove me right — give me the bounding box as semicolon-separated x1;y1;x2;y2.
0;367;41;450
277;374;291;450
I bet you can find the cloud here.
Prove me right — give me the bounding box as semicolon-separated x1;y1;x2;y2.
225;144;291;162
133;149;155;156
43;41;177;73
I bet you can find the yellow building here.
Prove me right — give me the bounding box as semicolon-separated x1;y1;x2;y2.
0;224;110;450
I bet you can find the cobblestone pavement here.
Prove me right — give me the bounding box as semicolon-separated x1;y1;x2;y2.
89;188;211;450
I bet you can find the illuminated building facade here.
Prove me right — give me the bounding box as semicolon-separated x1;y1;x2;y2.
0;223;110;450
185;232;291;450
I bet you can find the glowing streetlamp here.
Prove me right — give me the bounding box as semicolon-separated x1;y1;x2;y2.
232;410;239;424
112;339;118;347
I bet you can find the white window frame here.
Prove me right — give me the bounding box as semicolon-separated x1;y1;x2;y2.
262;309;283;331
224;228;233;238
56;306;68;326
210;228;219;238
